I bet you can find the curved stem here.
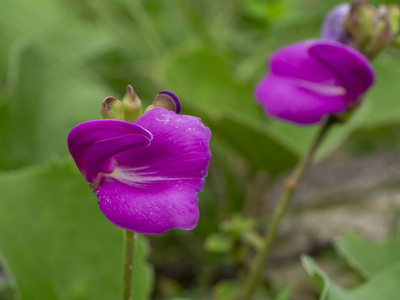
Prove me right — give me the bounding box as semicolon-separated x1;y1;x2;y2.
241;116;337;300
122;230;137;300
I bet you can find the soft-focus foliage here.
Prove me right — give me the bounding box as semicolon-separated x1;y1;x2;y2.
0;160;153;299
0;0;399;299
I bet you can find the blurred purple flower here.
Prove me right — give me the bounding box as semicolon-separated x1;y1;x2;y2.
321;3;351;44
68;103;211;234
255;40;374;125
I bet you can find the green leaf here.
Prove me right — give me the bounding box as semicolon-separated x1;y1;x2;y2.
351;262;400;299
336;233;400;277
0;159;153;300
301;255;353;300
0;46;111;170
303;254;400;300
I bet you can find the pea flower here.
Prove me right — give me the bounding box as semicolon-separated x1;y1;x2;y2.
255;40;374;125
67;90;211;234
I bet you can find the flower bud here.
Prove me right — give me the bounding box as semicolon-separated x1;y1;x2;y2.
369;5;392;56
145;91;181;114
122;85;143;123
324;1;400;59
345;0;375;47
100;96;124;120
321;3;352;44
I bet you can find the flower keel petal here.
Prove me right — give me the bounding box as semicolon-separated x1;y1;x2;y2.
85;134;152;185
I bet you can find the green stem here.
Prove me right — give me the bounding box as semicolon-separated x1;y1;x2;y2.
122;230;137;300
240;116;337;300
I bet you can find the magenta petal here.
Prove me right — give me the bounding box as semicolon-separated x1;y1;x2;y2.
96;179;201;234
309;42;374;101
67;120;152;177
256;75;347;124
85;134;151;185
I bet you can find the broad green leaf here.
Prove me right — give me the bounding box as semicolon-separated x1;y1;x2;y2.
303;255;400;300
351;262;400;299
0;159;153;300
301;255;354;300
336;233;400;277
0;47;111;170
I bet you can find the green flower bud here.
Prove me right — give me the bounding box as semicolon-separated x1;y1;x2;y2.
369;6;392;57
345;0;375;47
122;85;143;123
100;96;124;120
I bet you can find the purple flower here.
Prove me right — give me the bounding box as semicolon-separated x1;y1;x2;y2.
68;103;211;234
321;3;351;44
255;40;374;125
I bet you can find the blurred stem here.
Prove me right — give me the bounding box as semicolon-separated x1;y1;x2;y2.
122;230;137;300
240;116;337;300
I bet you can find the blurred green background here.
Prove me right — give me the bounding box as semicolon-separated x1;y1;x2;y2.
0;0;399;299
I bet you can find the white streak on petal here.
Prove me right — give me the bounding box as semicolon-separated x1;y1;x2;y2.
293;79;346;96
108;166;197;187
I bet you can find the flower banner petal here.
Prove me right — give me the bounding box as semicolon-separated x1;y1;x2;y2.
85;134;152;185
